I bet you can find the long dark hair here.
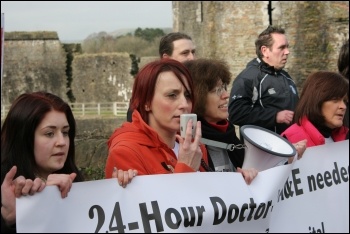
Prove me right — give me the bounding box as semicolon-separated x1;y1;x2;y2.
294;71;348;127
1;91;84;183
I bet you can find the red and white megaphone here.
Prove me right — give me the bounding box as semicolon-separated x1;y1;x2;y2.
240;125;297;172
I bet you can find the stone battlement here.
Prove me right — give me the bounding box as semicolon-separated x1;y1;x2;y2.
5;31;59;40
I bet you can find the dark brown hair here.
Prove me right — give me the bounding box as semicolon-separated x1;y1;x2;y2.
1;91;84;182
184;58;232;117
294;71;349;126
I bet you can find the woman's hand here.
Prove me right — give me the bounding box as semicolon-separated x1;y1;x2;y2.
1;166;19;226
14;176;46;198
289;139;307;163
1;166;45;226
176;120;203;171
236;167;258;185
112;167;138;188
46;173;77;198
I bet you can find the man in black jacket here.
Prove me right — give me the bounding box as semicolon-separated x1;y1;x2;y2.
228;25;299;135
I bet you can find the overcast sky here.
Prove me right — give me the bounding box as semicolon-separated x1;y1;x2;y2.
1;1;173;42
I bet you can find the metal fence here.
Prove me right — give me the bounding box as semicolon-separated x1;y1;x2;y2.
1;102;129;120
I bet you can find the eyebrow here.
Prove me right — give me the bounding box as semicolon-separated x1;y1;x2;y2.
43;125;70;130
278;43;289;49
181;49;191;53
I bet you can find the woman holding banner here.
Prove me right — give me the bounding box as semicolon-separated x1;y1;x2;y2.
184;58;306;175
105;59;211;178
1;91;137;233
183;58;258;183
281;71;349;146
105;58;260;186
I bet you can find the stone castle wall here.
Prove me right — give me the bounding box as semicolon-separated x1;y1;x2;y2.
173;1;349;92
71;53;133;103
139;56;159;69
2;32;135;105
2;31;68;103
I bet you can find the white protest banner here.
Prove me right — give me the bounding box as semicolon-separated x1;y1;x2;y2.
17;140;349;233
268;140;349;233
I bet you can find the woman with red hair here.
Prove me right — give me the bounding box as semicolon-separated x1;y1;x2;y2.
105;59;210;177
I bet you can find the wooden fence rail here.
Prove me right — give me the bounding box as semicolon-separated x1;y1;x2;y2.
1;102;129;120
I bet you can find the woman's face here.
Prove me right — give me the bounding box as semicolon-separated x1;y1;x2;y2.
34;110;70;178
147;71;192;136
321;96;347;129
204;81;229;123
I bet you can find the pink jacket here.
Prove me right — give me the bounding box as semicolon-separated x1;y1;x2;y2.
281;116;348;147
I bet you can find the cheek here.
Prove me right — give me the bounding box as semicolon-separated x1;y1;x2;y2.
321;103;328;115
155;101;191;112
205;103;215;117
34;138;53;160
322;106;337;122
34;142;48;164
159;104;173;112
150;103;171;117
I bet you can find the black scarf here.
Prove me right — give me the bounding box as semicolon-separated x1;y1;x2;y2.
313;122;333;138
199;117;245;168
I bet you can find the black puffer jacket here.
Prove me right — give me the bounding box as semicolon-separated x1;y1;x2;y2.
229;58;299;134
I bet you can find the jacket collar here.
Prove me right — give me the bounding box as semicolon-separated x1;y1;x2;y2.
256;58;278;75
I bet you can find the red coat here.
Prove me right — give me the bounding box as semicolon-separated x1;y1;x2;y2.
105;110;209;178
281;116;348;147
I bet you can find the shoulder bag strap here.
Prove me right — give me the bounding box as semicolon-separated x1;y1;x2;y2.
201;138;246;151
